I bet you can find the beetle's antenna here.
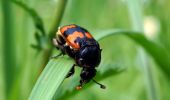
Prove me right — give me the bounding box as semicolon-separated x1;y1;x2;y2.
92;79;106;89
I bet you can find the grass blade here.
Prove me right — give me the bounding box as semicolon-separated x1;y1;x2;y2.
30;29;170;99
58;68;124;100
29;56;73;99
12;0;45;34
12;0;49;51
95;29;170;79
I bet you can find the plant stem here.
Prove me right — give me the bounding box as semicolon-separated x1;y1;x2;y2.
2;0;16;98
49;0;68;37
40;0;68;69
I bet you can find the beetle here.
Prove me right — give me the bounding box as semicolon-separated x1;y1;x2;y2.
52;24;105;90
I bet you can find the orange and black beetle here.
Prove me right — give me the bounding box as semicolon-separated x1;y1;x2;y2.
52;24;105;90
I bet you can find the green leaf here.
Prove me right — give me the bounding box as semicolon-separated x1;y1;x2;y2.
95;29;170;79
57;29;170;99
12;0;45;34
12;0;48;51
58;68;124;100
29;56;73;99
29;29;170;99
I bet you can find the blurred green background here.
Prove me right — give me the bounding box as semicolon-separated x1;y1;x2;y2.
1;0;170;100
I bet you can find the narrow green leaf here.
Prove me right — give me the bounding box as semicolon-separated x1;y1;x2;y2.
12;0;45;34
12;0;49;52
29;29;170;99
29;56;73;99
58;68;124;100
95;29;170;79
58;29;170;99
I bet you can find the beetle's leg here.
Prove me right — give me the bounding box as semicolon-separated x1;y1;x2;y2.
66;64;76;78
64;45;75;58
76;68;96;90
50;52;63;59
52;37;67;59
51;43;71;59
76;68;86;90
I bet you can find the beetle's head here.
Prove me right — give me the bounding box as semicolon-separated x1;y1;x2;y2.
76;68;106;90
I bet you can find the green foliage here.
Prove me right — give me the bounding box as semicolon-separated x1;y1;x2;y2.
12;0;47;51
29;57;73;99
29;29;170;99
1;0;170;100
95;30;170;79
12;0;45;34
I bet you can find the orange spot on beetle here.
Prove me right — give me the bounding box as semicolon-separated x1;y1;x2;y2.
85;32;93;38
66;31;84;49
60;24;76;33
